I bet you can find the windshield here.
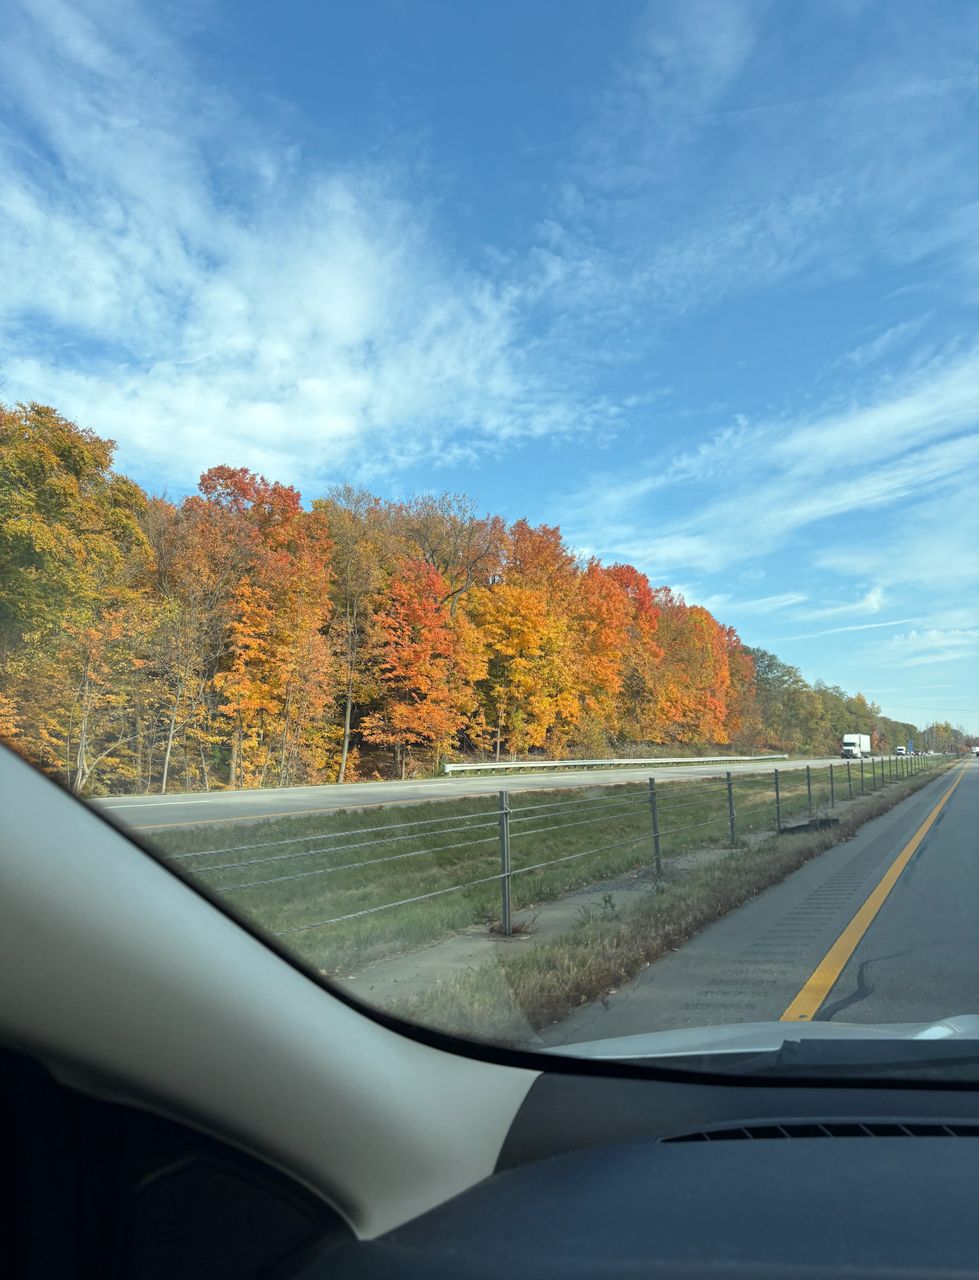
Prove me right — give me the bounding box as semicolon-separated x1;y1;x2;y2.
2;0;978;1082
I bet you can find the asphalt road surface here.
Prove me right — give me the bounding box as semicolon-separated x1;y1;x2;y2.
544;760;976;1043
93;755;842;830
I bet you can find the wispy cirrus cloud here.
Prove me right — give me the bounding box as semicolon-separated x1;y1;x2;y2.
884;627;979;667
801;586;886;620
570;344;979;576
697;591;807;616
0;0;587;492
540;0;979;357
782;618;918;642
842;314;933;367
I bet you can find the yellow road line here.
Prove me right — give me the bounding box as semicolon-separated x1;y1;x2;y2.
780;765;967;1022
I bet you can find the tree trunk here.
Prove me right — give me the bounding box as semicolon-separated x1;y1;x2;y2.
337;608;357;784
337;675;354;783
230;721;241;789
160;667;190;794
74;671;91;794
277;685;294;787
160;702;179;794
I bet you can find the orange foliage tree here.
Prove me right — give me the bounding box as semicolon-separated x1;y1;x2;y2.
360;559;485;774
8;400;926;793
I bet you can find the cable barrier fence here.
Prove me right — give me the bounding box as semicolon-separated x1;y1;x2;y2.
162;753;953;973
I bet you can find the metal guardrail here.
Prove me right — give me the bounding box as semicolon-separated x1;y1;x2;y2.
442;753;788;774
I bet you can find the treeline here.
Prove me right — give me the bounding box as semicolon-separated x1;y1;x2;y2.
743;649;961;757
0;403;947;796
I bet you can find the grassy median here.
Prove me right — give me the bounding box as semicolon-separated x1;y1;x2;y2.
150;756;947;977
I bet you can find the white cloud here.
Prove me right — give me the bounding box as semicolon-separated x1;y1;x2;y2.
884;627;979;668
697;591;808;616
770;347;979;476
0;0;583;492
842;314;933;367
535;0;979;359
570;345;979;575
802;586;885;620
782;618;918;642
813;479;979;592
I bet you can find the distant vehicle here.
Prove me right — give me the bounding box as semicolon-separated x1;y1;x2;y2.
972;746;979;758
895;746;906;756
841;733;871;759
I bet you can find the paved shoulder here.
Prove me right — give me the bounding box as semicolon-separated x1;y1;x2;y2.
543;766;972;1045
815;762;979;1024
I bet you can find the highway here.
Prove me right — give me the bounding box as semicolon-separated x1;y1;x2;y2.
545;759;978;1043
92;755;841;830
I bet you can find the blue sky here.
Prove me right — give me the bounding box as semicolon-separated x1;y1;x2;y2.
2;0;978;732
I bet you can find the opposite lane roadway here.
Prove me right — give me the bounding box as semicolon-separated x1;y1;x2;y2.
93;755;842;830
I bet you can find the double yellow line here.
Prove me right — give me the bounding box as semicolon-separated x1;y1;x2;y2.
781;765;967;1022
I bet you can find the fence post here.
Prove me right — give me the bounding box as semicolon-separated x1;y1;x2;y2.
498;790;512;936
860;757;865;795
806;765;813;821
648;777;662;875
830;763;835;809
726;771;736;848
774;768;782;833
847;759;853;800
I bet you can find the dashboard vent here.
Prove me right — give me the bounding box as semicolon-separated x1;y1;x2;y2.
662;1121;979;1143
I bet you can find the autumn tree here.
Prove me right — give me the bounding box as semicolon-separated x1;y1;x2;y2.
648;591;732;743
724;632;761;750
568;561;631;752
603;563;664;743
0;403;151;791
398;493;506;613
360;559;484;774
313;486;390;782
467;582;577;759
142;495;250;791
0;402;146;645
3;399;942;792
202;468;334;788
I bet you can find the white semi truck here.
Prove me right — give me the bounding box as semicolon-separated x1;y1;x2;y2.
841;733;871;759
